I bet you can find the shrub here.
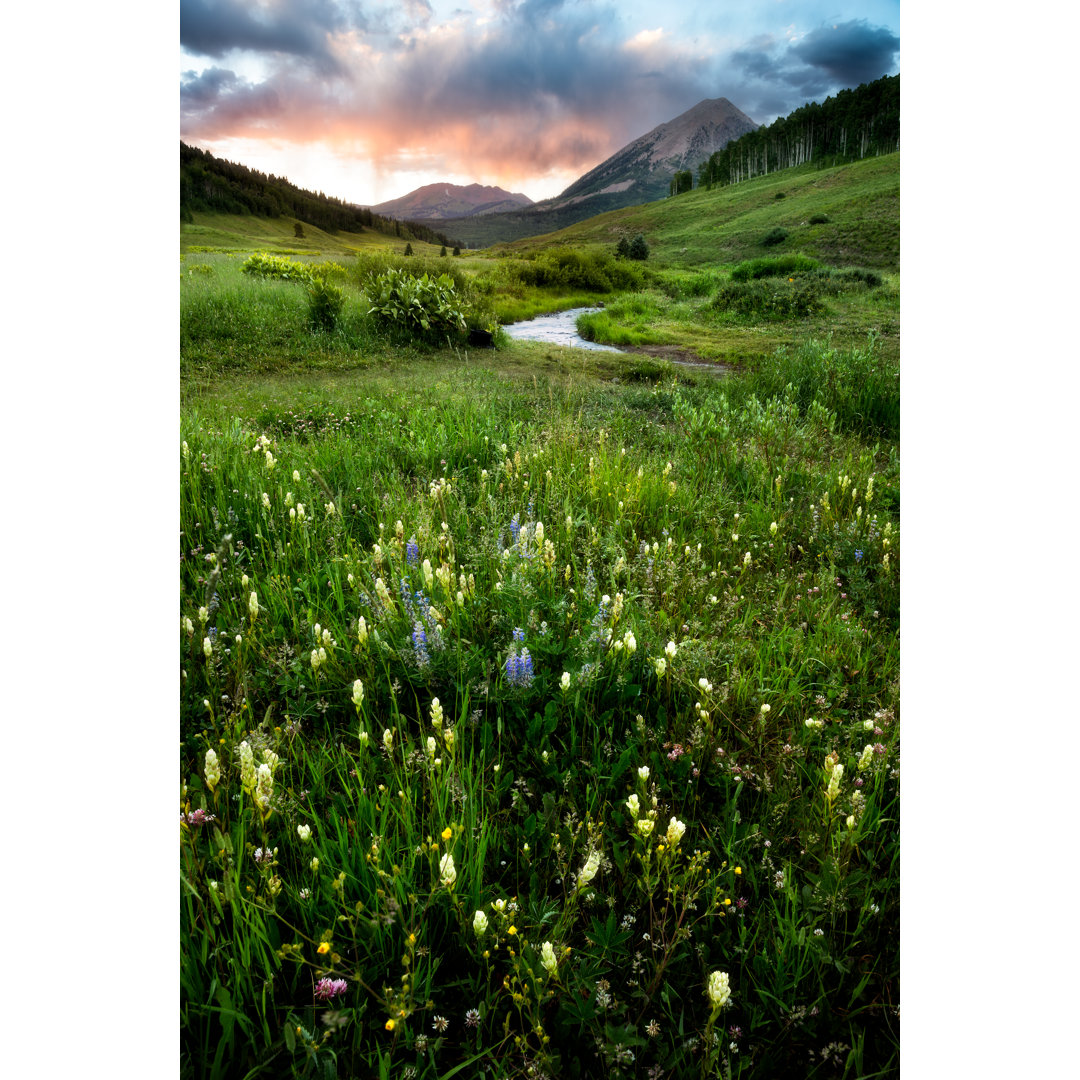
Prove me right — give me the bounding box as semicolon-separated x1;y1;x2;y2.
760;227;788;247
505;247;647;292
615;236;631;259
307;277;345;332
294;222;306;238
404;242;413;256
628;233;650;261
730;254;821;282
365;267;468;341
711;278;826;319
808;212;830;225
773;191;786;199
832;267;882;287
453;246;461;256
241;252;314;283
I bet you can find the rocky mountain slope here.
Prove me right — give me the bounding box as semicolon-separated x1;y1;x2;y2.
366;182;533;220
549;97;758;209
441;97;759;245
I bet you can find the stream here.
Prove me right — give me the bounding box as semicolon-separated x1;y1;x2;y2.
501;307;622;352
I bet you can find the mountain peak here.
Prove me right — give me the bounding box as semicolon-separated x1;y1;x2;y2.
552;97;758;206
366;182;533;220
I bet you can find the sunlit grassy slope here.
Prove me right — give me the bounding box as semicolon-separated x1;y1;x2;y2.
181;213;452;257
492;154;899;270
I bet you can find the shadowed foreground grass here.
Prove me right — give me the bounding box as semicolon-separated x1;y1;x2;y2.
181;345;899;1079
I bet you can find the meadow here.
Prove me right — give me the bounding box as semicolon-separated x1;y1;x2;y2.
180;166;900;1079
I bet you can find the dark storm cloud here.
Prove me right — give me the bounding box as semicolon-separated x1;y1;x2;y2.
180;0;367;72
789;20;899;87
180;67;286;133
726;19;898;121
386;3;713;140
179;66;242;108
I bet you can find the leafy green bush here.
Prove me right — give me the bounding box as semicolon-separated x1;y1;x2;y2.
355;252;472;295
240;252;314;283
730;254;821;281
760;227;789;247
712;278;826;319
307;277;345;332
366;267;469;341
506;247;647;292
808;212;830;225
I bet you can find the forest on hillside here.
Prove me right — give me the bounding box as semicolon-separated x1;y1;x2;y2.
696;74;899;190
179;143;461;248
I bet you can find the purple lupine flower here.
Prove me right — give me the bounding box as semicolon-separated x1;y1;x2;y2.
505;646;534;688
509;515;520;542
412;621;431;668
512;627;526;642
406;537;419;566
314;977;348;1001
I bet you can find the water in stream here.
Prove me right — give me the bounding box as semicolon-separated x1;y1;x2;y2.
501;307;623;352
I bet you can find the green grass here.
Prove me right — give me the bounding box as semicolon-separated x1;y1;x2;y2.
181;185;900;1078
181;360;899;1080
181;212;456;257
490;154;899;270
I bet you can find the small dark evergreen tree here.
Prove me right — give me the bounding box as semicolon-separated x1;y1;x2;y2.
294;222;306;238
628;234;649;261
404;242;413;256
453;246;462;256
440;245;447;257
616;236;631;259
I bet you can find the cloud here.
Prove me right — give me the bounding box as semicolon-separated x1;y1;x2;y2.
181;67;286;132
179;5;899;197
624;27;666;51
789;20;900;87
181;0;724;187
180;0;367;72
725;19;898;119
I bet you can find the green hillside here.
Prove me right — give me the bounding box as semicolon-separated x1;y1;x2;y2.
180;212;450;257
496;153;899;270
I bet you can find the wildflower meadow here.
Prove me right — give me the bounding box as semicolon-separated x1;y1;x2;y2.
180;328;899;1077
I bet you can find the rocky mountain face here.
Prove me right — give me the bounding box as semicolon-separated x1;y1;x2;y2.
439;97;759;245
366;182;533;220
549;98;759;209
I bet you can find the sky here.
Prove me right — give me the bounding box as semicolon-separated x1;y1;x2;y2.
180;0;900;206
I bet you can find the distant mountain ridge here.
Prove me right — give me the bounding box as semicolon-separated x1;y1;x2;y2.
366;182;534;220
438;97;759;246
